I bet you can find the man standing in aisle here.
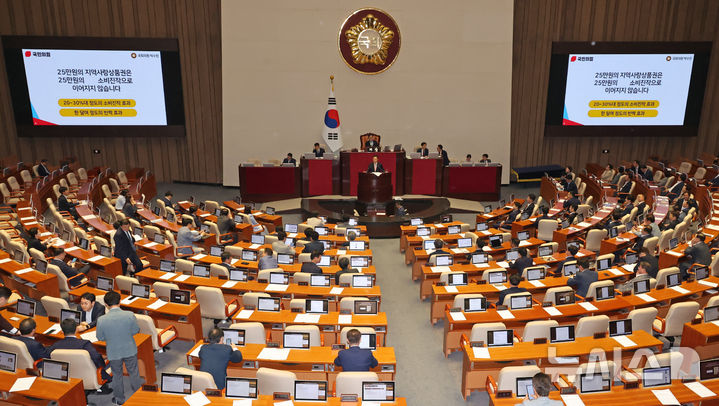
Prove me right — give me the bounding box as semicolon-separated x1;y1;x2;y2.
437;145;449;166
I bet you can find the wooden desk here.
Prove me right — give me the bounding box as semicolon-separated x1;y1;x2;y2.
125;393;408;405
681;320;719;359
135;238;174;267
0;369;86;406
399;221;468;251
552;203;618;250
404;156;443;195
621;277;719;316
184;253;377;277
62;245;123;279
340;151;405;196
0;309;157;384
238;166;302;202
137;207;181;233
599;232;637;255
301;156;341;197
0;257;60;300
222;200;283;229
443;164;502;201
460;330;662;399
476;199;525;224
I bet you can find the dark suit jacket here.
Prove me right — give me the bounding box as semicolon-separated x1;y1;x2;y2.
302;241;325;254
567;270;598;297
334;346;378;371
37;164;50;177
160;196;173;208
440;150;449;166
14;336;50;361
563;197;580;210
49;258;81;287
555;255;576;274
668;181;684;196
364;140;379;150
635;202;646;214
79;302;106;329
57;195;76;212
27;237;47;253
565;181;578;195
313;148;325;157
0;315;14;333
621;203;634;217
366;162;385;173
419;148;429;157
113;229;138;262
522;203;535;216
300;261;322;274
497;286;529;306
199;343;243;389
643;169;653;180
685;242;711;266
512;256;533;274
122;203;138;219
639;254;659;278
335;268;359;285
49;336;105;369
710;175;719;186
633;234;651;251
282;158;297;164
217;216;236;234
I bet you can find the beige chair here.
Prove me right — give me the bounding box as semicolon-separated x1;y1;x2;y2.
41;296;70;320
284;325;322;347
653;302;700;340
50;349;106;390
209;263;230;278
339;327;377;345
175;258;194;275
495;366;542;394
439;271;467;286
584;280;615;300
502;292;532;307
655;267;680;287
585;229;607;252
642;237;659;254
224;245;243;258
19;170;32;185
155;199;167;218
115;275;140;294
538;242;558;254
46;264;86;296
242;292;271;308
672;222;689;241
522;320;559;342
291;272;312;284
470;322;507;343
117;171;129;186
576;315;609;338
339;297;370;313
536;220;558;241
195;286;238;321
627;308;658;335
452;294;485;309
575;360;617;380
77;167;88;181
637;352;685;379
143;225;163;242
657;229;674;252
228;322;267;344
678;161;692;174
257;367;296;396
175;367;217;391
152;281;179;301
0;336;36;369
28;248;46;264
335;372;379;396
289;299;306;312
297;253;312;263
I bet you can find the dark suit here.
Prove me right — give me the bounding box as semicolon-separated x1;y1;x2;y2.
710;175;719;186
667;181;684;197
335;268;359;285
191;214;202;228
27;237;47;253
635;202;646;215
366;162;385;173
621;203;634;217
301;261;322;274
199;343;243;389
522;203;535;216
159;196;173;208
567;269;598;297
334;346;378;371
439;150;450;166
419;148;429;157
565;181;578;195
680;242;711;279
633;233;651;251
217;216;236;234
638;254;659;278
512;256;533;274
563;197;580;211
618;180;633;194
282;158;297;165
364;140;380;152
302;241;325;254
497;286;528;306
113;229;143;275
13;336;50;361
555;255;576;274
37;164;50;177
643;168;653;181
49;336;110;380
49;258;86;287
313;148;325;158
79;302;106;329
122;202;138;220
428;248;450;264
0;315;15;333
57;195;77;218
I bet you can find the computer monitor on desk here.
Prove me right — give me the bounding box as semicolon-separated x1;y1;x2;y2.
0;351;16;372
161;373;192;394
225;378;258;399
294;381;328;401
362;382;395;402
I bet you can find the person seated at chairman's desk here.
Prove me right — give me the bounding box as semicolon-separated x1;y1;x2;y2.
367;155;385;173
364;134;380;152
313;142;325;157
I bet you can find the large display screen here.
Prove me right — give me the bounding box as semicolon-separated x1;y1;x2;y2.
545;42;711;137
2;36;185;137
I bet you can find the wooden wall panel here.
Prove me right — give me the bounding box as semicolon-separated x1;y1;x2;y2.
512;0;719;170
0;0;222;183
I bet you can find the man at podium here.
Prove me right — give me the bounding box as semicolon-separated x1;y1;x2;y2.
367;155;385;173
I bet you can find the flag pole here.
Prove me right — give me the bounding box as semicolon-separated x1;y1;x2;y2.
330;75;334;92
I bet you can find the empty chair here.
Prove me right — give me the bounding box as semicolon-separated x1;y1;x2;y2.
0;336;35;369
209;263;229;278
50;349;106;391
289;299;306;312
541;287;574;305
335;372;379;397
494;365;542;395
536;220;558;241
284;325;322;347
195;286;239;321
175;258;194;275
339;297;370;313
584;280;615;300
653;302;700;341
470;322;508;343
143;225;162;241
257;367;296;396
453;294;485;309
115;275;140;294
522;320;559;342
41;296;70;320
694;167;706;180
657;229;674;252
538;242;558;254
655;267;680;287
628;308;659;335
707;296;719;309
152;282;179;301
642;236;659;254
291;272;312;284
576;315;609;338
175;367;217;391
228;322;267;344
224;245;243;258
585;229;607;252
242;292;271;308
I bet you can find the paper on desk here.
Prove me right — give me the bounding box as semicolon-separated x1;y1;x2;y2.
482;246;492;252
236;310;254;319
232;400;253;406
518;240;531;247
191;254;206;260
712;320;719;327
529;280;545;288
257;348;290;361
39;232;52;237
329;287;344;295
43;323;61;335
652;389;680;405
144;242;158;248
189;345;203;358
608;269;624;276
199;213;210;218
497;261;510;268
361;402;381;406
667;251;684;257
451;248;468;254
150;218;162;223
449;312;466;321
497;310;515;319
80;330;98;343
480;230;491;236
430;266;451;273
577;222;592;227
636;293;656;302
287;233;297;238
9;377;36;392
474;263;490;268
175;274;191;282
612;335;637;348
14;268;33;275
64;246;80;252
444;286;458;293
622;264;636;272
554;356;579;364
147;299;168;310
335;249;346;255
420;236;429;241
493;284;507;291
25;221;38;226
120;296;141;305
294;314;321;323
338;314;352;324
248;244;261;250
0;258;10;264
685;381;716;398
9;317;19;321
51;239;66;247
578;302;598;311
705;224;719;231
184;391;211;406
20;216;34;221
159;272;176;280
699;280;719;288
88;255;105;262
265;284;289;292
222;281;238;289
670;286;690;294
472;347;490;359
560;394;586;406
544;306;562;316
274;401;294;406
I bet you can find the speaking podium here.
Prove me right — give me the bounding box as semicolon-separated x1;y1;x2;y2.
357;172;394;215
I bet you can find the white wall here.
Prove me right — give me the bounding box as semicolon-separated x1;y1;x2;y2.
222;0;513;186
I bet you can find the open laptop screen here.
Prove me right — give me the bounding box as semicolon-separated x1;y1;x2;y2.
0;351;16;372
16;299;35;317
609;319;632;337
362;382;395;402
487;330;514;347
580;373;611;393
550;325;575;343
42;359;69;381
643;366;671;388
294;381;328;401
161;373;192;394
225;378;258;399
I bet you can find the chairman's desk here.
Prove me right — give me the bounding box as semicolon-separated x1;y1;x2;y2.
185;342;396;386
443;164;502;202
404;156;443;195
125;392;407;406
67;285;203;343
460;330;662;399
0;309;157;384
0;369;86;406
340;151;405;196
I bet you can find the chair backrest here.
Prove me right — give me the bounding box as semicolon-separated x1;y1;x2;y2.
335;372;379;397
242;292;271;308
135;314;161;351
576;360;617;379
175;258;194;274
576;315;610;337
522;320;559;342
50;349;103;390
678;161;692;174
541;286;575;305
657;229;674;251
627;308;658;335
502;292;532;307
209;263;229;278
655;267;680;287
672;222;688;241
339;297;370;313
7;176;20;191
706;296;719;308
469;322;507;342
257;367;296;396
40;296;70;320
452;294;485;309
537;220;558;241
77;167;88;180
291;272;312;284
115;275;140;294
195;286;227;319
229;322;266;344
0;336;35;370
663;302;700;336
175;367;217;391
152;281;179;301
45;264;72;293
284;325;321;347
224;245;243;257
297;253;312;263
28;248;46;264
19;170;31;183
143;225;162;241
642;236;659;253
497;366;542;393
117;171;128;185
694;167;706;180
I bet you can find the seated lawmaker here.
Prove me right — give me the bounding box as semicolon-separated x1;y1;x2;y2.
217;208;236;235
479;153;491;164
619;261;652;294
567;258;597;298
0;288;18;334
199;327;243;390
78;292;105;331
57;186;79;219
427;239;449;264
25;227;48;253
334;328;378;372
418;142;429;157
497;273;528;305
367;156;385;173
177;218;209;254
518;372;563;406
282;153;297;165
50;247;89;287
364;135;380;152
334;257;358;285
302;230;325;254
313;143;325;158
258;248;278;270
465;154;472;162
13;318;50;361
272;230;295;255
300;251;323;274
50;318;112;385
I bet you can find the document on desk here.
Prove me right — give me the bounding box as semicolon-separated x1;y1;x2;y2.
232;400;253;406
222;281;238;289
699;280;719;288
274;401;295;406
493;284;507;291
147;299;168;310
529;280;545;288
496;261;510;268
670;286;690;294
652;389;680;405
543;306;562;316
64;246;80;252
622;264;636;272
431;266;451;273
336;250;346;255
497;310;515;319
443;286;458;293
189;344;203;358
338;315;353;324
560;394;586;406
684;381;716;398
329;287;344;295
451;248;468;254
265;284;289;292
236;310;254;319
577;222;592;228
712;320;719;327
0;258;10;264
175;274;191;282
578;302;598;311
667;251;683;257
449;312;466;321
120;296;141;305
160;272;176;280
294;314;321;324
636;293;656;302
257;348;290;361
43;323;61;335
191;254;207;260
482;246;492;252
9;376;36;392
14;268;33;275
472;347;490;359
248;244;261;250
80;330;98;343
518;240;531;247
474;263;490;268
480;230;492;236
608;268;624;276
150;218;162;223
612;335;637;348
184;391;211;406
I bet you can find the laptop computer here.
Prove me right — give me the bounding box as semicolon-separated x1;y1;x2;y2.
579;373;611;393
509;295;532;310
447;225;461;234
60;309;81;324
268;272;289;285
595;285;615;300
309;274;330;287
294;381;328;401
277;253;294;265
305;299;329;314
170;289;191;305
352;274;373;288
435;255;453;266
349;240;366;251
457;238;472;248
410;218;423;226
0;351;16;372
487;271;507;284
642;366;671;388
41;359;69;381
99;245;112;257
487;330;514;347
159;260;175;272
221;328;245;345
283;332;310;349
471;253;488;265
362;382;395;402
516;377;534;398
555;290;575;305
634;279;650;294
210;245;224;256
241;250;257;261
447;273;468;286
225;377;258;399
130;283;151;299
318;255;331;267
354;300;378;315
699;358;719;381
550;325;575;343
257;297;280;311
161;373;192;394
704;305;719;323
359;333;377;350
517;231;530;241
609;319;632;337
463;297;487;312
538;245;553;257
16;299;35;317
416;227;431;236
525;267;545;281
350;256;369;268
229;269;248;282
192;264;210;278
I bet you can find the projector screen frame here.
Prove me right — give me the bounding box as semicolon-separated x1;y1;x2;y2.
544;41;711;138
1;35;186;138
